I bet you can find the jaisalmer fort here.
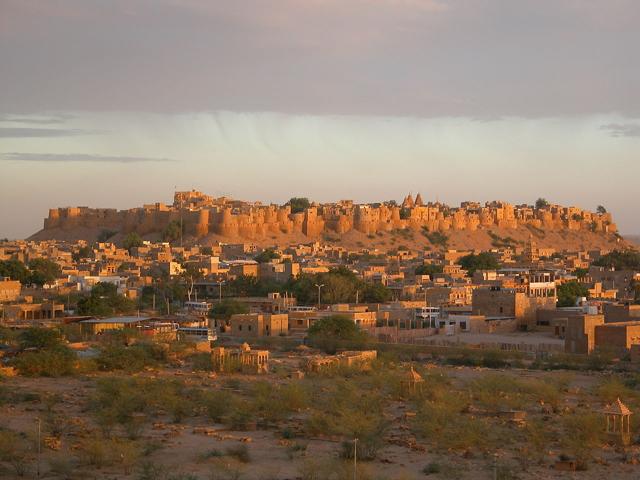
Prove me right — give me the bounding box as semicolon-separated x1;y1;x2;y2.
38;189;618;243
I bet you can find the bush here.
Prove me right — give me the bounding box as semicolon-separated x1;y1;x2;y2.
0;429;31;476
307;315;369;354
412;396;500;452
225;444;251;463
96;342;166;372
561;412;604;467
14;346;76;377
422;462;441;475
18;327;63;350
205;390;234;422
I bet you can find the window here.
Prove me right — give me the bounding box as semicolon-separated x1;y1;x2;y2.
248;325;252;331
238;325;242;331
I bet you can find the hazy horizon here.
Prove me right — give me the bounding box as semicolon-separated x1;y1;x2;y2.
1;1;639;238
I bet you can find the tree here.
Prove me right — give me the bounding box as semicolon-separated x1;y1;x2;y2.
307;315;368;353
535;198;550;209
162;220;183;243
307;314;366;341
18;327;63;350
123;232;144;253
0;259;29;284
28;258;62;286
97;229;117;242
209;299;249;320
77;282;136;316
596;205;607;215
362;283;391;303
557;281;589;307
287;197;311;214
574;268;589;279
72;244;94;262
254;248;280;263
15;327;76;377
415;264;443;277
181;263;203;301
459;252;500;276
631;279;640;304
593;250;640;271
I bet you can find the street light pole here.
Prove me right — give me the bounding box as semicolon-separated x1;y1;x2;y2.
315;283;324;309
353;438;358;480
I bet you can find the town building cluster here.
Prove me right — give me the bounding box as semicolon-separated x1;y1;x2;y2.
2;217;639;359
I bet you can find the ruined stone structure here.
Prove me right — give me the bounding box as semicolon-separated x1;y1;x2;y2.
40;190;618;241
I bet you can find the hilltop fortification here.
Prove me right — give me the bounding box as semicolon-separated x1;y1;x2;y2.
32;190;620;249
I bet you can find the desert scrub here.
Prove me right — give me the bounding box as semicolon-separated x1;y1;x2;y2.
412;396;505;452
89;377;201;436
14;345;77;377
468;373;563;412
225;444;251;463
0;428;32;476
560;411;605;469
95;341;168;372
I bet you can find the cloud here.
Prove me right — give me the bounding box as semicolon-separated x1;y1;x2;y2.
600;123;640;138
0;113;75;125
1;0;639;117
0;127;101;138
0;152;175;163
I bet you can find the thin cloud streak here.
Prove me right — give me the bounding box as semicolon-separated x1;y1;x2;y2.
0;113;75;125
600;123;640;138
0;152;176;163
0;127;101;138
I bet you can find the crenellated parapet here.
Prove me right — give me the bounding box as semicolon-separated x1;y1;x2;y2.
40;190;618;241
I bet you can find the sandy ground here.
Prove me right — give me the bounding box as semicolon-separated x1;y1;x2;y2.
2;360;640;480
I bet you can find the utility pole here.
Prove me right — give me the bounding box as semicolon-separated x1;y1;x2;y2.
355;290;359;305
315;283;324;309
353;438;358;480
152;293;156;312
166;298;170;316
36;417;41;477
219;281;225;302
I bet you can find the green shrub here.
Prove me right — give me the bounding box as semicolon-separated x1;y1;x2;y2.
14;346;76;377
96;342;166;372
422;462;441;475
225;444;251;463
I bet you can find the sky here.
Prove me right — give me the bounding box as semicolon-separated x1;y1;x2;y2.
1;0;639;238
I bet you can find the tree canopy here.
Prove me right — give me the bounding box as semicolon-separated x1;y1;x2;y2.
593;250;640;271
557;281;589;308
18;327;64;351
254;248;280;264
287;197;311;214
0;259;30;284
77;282;136;316
459;252;500;276
307;315;369;353
162;220;183;243
535;198;550;209
28;258;62;286
415;264;444;277
123;232;144;253
209;299;249;320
